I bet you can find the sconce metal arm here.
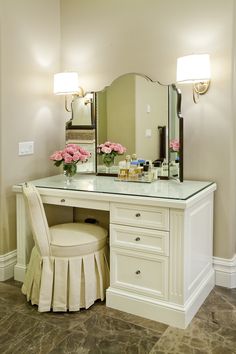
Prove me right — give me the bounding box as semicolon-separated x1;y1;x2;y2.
192;81;210;104
65;96;72;112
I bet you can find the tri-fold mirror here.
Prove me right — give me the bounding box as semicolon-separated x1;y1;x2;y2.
66;73;183;182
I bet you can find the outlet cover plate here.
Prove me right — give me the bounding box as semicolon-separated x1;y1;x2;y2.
18;141;34;156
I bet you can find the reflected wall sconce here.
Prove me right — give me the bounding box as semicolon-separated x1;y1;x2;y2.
84;93;93;105
176;54;211;104
53;72;84;112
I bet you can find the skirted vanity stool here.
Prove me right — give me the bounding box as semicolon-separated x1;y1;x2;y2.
21;183;109;312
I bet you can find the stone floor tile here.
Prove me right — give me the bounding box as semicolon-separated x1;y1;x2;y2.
1;318;71;354
1;280;236;354
3;278;22;289
92;301;168;335
214;286;236;307
0;312;39;349
0;282;26;306
51;312;160;354
0;298;18;321
196;289;235;324
150;317;236;354
15;300;96;330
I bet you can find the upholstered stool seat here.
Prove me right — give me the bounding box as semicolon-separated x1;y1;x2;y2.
50;223;108;257
21;183;109;313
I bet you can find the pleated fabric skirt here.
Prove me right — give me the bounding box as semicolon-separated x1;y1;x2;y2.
22;246;110;312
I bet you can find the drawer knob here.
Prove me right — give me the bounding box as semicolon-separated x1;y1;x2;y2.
61;199;65;203
135;237;141;242
135;213;141;218
135;270;141;275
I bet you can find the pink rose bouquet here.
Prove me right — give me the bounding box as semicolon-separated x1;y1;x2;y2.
50;144;91;180
169;139;179;152
97;141;126;167
50;144;91;167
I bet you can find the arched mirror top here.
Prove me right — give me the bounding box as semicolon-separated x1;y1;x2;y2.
66;72;183;182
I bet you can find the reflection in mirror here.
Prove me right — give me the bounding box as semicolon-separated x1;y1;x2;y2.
169;84;183;182
96;73;169;177
65;93;96;173
65;129;96;173
66;73;183;181
67;93;95;129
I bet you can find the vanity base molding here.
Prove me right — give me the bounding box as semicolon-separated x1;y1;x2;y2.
14;264;26;282
0;250;17;281
213;255;236;288
107;269;214;329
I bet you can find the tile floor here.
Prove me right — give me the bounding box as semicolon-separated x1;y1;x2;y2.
0;280;236;353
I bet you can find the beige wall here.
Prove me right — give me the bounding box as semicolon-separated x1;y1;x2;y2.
0;0;64;254
60;0;236;259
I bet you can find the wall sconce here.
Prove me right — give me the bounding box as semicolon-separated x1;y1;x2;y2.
53;72;84;112
176;54;211;103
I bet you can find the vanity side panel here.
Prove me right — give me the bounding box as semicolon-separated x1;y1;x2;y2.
184;193;214;301
14;193;34;281
169;209;184;304
169;192;215;306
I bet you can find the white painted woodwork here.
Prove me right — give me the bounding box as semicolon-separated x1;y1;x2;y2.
110;203;169;230
110;248;169;300
110;224;169;256
213;255;236;288
13;175;216;328
0;250;17;281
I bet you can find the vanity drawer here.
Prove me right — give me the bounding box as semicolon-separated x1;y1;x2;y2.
41;195;109;211
110;248;168;300
110;203;169;230
110;224;169;256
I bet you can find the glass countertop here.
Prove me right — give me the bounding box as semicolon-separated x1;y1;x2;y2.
24;174;215;201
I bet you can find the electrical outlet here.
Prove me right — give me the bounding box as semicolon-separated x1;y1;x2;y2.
18;141;34;156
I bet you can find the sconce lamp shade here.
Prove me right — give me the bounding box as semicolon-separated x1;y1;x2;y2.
176;54;211;83
54;72;79;95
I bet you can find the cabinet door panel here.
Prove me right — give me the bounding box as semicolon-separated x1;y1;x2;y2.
110;248;168;300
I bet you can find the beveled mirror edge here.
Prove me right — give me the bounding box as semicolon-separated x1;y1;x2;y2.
171;84;183;182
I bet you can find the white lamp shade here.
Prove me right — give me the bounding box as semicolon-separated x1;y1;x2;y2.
176;54;211;83
54;72;79;95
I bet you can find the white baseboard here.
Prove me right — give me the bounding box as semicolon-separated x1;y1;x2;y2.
107;270;215;329
213;255;236;288
0;250;17;281
14;264;26;282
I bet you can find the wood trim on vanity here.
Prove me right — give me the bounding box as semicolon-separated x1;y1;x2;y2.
0;250;17;281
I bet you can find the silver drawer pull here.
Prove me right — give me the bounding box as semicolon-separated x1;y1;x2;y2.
61;199;65;203
135;237;141;242
135;270;141;275
135;213;141;217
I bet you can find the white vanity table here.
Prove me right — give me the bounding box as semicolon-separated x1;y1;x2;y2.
13;174;216;329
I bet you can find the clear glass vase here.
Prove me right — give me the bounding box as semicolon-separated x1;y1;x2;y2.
63;163;77;185
102;154;115;174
